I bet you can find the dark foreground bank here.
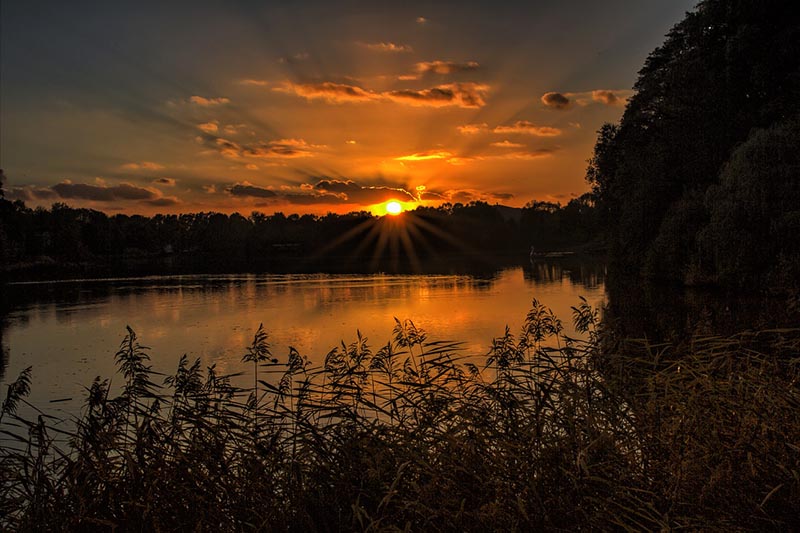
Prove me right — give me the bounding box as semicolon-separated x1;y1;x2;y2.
1;300;798;531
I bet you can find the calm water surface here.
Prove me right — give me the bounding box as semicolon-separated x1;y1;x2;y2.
1;262;604;418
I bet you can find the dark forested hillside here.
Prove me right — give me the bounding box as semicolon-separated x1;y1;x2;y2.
587;0;800;289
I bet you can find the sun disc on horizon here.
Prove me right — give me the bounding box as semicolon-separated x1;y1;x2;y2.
385;201;403;215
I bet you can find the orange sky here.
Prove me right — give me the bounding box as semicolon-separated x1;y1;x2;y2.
1;1;697;215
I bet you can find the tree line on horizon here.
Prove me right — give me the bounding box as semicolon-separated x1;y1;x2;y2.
0;193;600;275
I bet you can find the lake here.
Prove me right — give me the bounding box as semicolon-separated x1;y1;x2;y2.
0;260;605;418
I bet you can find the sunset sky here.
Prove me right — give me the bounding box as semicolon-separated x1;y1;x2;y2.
1;1;696;215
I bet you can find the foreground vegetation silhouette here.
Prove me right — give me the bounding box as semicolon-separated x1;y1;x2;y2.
2;300;798;530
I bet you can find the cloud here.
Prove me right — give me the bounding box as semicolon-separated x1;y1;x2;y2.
541;92;572;110
153;178;176;186
223;124;247;135
493;121;561;136
419;188;515;204
275;81;377;103
52;181;162;202
227;182;278;198
224;178;415;206
458;123;489;134
446;148;556;165
314;179;416;204
394;151;454;162
121;161;165;171
5;185;59;202
385;83;489;108
592;89;628;106
541;89;633;108
279;52;310;64
204;136;322;159
145;196;181;206
189;95;230;106
490;140;525;148
359;42;413;53
277;81;489;108
415;61;480;75
416;16;428;24
197;121;219;134
239;79;270;87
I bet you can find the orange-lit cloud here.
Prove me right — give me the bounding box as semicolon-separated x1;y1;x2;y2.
238;79;270;87
415;60;480;75
197;121;219;133
276;81;489;108
591;90;627;106
394;151;454;162
275;81;378;103
121;161;165;170
490;140;525;148
458;123;489;134
446;148;556;165
493;121;561;136
359;41;413;53
189;95;230;106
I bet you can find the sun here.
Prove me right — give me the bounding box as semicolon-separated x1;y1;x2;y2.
385;201;403;215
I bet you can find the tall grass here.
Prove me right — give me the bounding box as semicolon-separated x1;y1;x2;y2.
1;299;798;531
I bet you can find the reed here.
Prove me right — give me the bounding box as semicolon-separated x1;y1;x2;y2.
1;300;798;531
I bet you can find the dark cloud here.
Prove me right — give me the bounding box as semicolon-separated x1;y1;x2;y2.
541;92;572;110
204;136;319;159
6;185;59;202
153;178;176;186
315;179;416;204
386;83;488;108
492;192;514;200
414;61;480;75
145;196;181;206
226;183;278;198
52;181;160;201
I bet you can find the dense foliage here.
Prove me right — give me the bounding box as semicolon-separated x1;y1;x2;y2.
1;302;798;530
0;196;599;276
587;0;800;288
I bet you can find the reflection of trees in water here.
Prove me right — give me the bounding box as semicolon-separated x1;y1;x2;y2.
604;274;800;344
0;290;9;382
523;257;606;289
